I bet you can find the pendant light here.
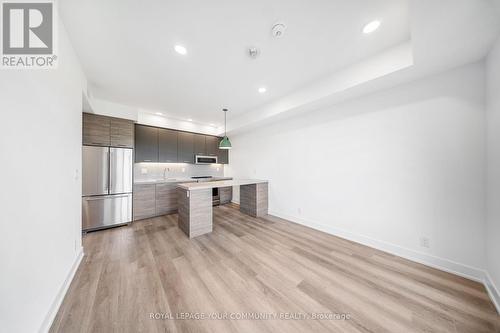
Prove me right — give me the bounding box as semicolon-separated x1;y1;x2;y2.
219;108;232;149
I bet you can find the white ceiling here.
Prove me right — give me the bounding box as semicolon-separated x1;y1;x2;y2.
228;0;500;134
60;0;410;125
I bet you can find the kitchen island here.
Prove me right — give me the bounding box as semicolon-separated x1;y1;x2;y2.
177;179;268;238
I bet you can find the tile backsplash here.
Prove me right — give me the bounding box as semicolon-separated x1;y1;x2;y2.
134;163;224;182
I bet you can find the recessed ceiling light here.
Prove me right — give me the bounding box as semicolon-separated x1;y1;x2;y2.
187;118;193;122
258;87;267;93
174;45;187;55
155;112;163;116
363;20;381;34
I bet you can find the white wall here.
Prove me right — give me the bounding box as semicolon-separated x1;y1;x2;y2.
486;36;500;309
89;98;139;121
0;19;86;333
88;97;223;136
227;63;487;277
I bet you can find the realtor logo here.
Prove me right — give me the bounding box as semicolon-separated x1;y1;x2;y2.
1;1;57;68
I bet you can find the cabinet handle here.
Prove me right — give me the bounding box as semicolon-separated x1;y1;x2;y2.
144;160;152;162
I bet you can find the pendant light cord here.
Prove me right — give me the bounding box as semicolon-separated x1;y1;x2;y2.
223;108;228;137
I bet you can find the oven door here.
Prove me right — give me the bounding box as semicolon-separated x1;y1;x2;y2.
196;155;218;164
212;187;220;206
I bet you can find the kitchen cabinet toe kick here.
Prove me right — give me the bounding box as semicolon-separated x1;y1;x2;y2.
177;180;268;238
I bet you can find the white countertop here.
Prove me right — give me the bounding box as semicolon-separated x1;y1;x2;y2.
134;177;233;185
177;179;268;190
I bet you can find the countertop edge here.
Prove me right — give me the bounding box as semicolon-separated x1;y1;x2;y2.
177;179;268;190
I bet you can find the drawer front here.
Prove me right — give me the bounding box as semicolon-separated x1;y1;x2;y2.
82;194;132;231
133;184;156;220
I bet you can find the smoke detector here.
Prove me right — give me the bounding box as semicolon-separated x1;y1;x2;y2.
271;22;287;38
248;47;260;59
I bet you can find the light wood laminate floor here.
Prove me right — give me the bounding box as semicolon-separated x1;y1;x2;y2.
51;204;499;333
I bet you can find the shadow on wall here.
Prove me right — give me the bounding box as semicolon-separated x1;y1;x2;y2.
235;63;484;137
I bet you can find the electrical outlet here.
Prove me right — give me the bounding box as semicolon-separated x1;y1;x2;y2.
141;168;148;174
420;237;430;248
297;208;302;215
181;167;186;173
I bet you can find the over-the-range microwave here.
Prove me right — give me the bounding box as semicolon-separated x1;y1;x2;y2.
195;155;218;164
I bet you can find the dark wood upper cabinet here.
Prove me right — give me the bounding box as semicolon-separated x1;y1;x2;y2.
178;132;194;163
158;128;178;163
193;134;206;156
110;117;134;148
131;123;227;164
135;125;158;162
206;136;219;156
83;113;111;146
218;145;229;164
83;113;134;148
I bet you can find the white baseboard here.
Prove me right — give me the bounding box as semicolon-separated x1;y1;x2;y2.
485;272;500;314
269;210;487;282
39;247;84;333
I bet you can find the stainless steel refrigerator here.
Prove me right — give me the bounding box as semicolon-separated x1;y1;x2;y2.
82;146;133;231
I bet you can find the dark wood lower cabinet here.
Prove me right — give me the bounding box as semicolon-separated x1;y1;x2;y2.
220;186;232;204
133;182;191;220
133;184;156;220
134;182;232;221
155;183;178;215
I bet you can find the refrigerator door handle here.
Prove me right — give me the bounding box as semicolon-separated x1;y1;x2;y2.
84;194;131;201
109;149;113;192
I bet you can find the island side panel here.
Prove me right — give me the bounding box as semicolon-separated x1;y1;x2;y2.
177;187;213;238
177;187;190;236
240;182;268;217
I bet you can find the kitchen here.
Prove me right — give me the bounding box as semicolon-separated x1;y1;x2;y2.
81;112;268;238
2;1;500;332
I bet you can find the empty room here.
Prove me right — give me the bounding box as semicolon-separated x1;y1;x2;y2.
1;0;500;332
